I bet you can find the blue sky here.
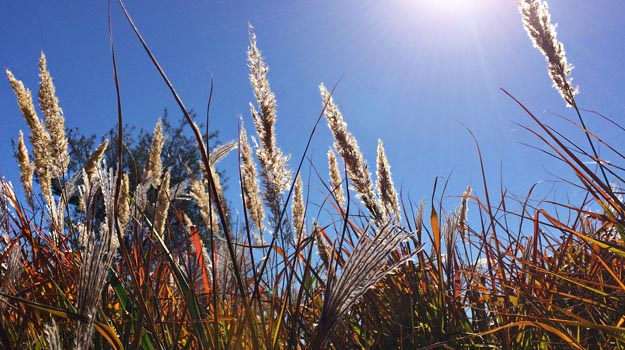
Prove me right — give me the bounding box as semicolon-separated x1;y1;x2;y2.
2;0;624;213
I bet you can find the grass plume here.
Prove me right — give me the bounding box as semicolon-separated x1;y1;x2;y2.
327;148;345;208
6;69;54;206
16;130;34;205
144;119;166;187
320;84;384;223
2;3;625;349
240;123;265;231
519;0;578;107
247;26;292;228
376;139;400;221
38;53;69;177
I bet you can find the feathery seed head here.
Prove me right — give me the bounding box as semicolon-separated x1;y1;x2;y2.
154;170;171;235
6;70;44;136
314;223;418;348
320;83;383;222
37;53;62;121
118;172;131;232
85;139;109;183
16;131;34;204
519;0;578;107
240;123;265;231
43;320;62;350
376;139;400;221
190;177;220;233
328;148;345;208
209;141;238;166
292;174;306;242
247;28;292;226
208;162;228;220
314;225;331;271
182;213;194;228
253;232;266;246
38;52;69;176
4;241;22;286
75;163;119;350
247;26;277;153
145;119;166;187
7;69;53;205
458;185;471;242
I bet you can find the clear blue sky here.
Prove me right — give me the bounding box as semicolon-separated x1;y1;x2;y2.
2;1;624;211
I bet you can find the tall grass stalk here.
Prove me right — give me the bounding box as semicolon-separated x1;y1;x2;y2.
1;0;625;349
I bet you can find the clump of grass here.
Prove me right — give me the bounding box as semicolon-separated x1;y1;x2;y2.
1;0;625;349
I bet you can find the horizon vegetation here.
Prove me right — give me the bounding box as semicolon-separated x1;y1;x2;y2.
2;0;625;349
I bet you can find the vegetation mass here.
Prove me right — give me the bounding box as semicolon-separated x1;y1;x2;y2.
2;0;625;349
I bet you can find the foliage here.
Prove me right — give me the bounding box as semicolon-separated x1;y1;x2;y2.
2;1;625;349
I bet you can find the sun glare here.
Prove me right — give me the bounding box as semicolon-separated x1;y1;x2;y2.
401;0;483;16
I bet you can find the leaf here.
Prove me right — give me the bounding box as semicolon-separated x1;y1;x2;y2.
190;225;212;297
1;293;124;350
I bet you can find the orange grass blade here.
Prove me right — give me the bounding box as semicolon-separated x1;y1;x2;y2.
190;226;211;297
538;209;625;258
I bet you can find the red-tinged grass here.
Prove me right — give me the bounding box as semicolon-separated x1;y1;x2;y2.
3;1;625;349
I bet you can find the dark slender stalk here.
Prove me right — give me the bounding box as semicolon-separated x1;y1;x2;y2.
107;3;165;348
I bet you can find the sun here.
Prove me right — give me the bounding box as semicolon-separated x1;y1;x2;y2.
400;0;483;16
424;0;473;11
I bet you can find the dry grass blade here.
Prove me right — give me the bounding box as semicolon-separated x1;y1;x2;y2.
4;1;625;348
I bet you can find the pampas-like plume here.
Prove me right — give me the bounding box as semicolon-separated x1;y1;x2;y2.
3;240;21;287
85;139;109;183
209;162;228;223
38;53;69;177
43;320;63;350
312;223;417;348
320;84;384;222
74;162;120;350
457;185;471;243
248;25;277;156
16;131;34;205
247;26;292;227
145;119;166;187
292;174;306;243
203;141;237;228
314;223;331;271
327;148;345;208
118;173;131;232
190;178;220;233
519;0;578;107
209;141;238;165
376;139;400;221
6;69;53;206
240;124;265;231
154;170;171;235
